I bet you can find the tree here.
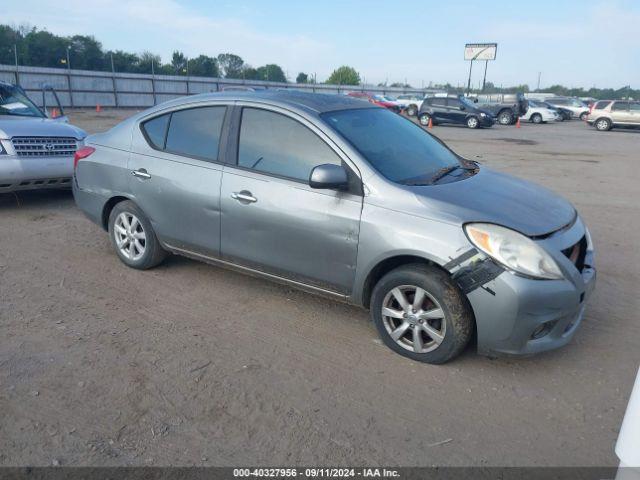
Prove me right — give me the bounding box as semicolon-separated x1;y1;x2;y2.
217;53;244;78
23;29;69;68
256;64;286;83
137;51;161;74
171;50;188;74
326;66;360;86
189;54;219;77
106;50;140;73
296;72;309;84
69;35;104;71
241;66;259;80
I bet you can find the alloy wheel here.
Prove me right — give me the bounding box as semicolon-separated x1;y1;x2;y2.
467;117;479;128
381;285;446;354
114;212;146;261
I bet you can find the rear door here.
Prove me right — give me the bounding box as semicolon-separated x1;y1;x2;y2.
429;98;448;122
629;102;640;125
611;101;631;124
219;105;363;294
128;104;229;256
445;98;466;124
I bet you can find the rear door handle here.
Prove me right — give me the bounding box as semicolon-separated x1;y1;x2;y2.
132;169;151;179
231;191;257;203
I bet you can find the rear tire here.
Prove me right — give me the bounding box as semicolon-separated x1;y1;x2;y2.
370;264;474;364
531;113;543;124
595;118;611;131
497;110;513;125
418;113;431;126
579;112;589;121
108;200;167;270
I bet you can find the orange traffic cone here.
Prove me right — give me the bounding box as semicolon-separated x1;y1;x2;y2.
428;117;433;129
516;117;521;128
96;104;101;113
51;108;59;118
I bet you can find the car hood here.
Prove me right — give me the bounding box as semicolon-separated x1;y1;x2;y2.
410;167;576;237
0;116;86;140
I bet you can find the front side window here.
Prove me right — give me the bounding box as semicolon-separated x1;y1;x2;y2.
165;106;226;161
238;108;342;182
630;102;640;112
322;108;461;185
431;98;446;107
447;99;462;109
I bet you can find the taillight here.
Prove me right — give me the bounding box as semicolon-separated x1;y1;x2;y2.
73;146;95;170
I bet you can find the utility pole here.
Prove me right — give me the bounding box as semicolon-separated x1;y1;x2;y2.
110;52;118;108
466;59;474;94
537;71;541;91
66;46;71;70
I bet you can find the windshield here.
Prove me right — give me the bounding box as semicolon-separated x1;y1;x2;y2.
460;97;477;108
0;85;45;118
321;108;463;185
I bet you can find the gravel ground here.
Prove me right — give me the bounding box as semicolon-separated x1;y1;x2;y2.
0;109;638;467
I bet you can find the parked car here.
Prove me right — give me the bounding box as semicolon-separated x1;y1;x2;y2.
544;97;590;120
587;100;640;131
537;101;572;121
395;93;425;116
520;100;561;123
418;95;495;128
468;93;528;125
615;366;640;480
347;92;400;112
0;81;86;192
73;90;595;364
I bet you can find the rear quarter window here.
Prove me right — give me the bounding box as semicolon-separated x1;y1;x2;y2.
593;101;612;110
612;102;629;111
141;113;170;149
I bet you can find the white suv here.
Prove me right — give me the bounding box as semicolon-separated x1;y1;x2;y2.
545;97;590;120
395;94;425;116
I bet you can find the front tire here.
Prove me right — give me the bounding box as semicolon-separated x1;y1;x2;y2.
370;264;474;364
497;110;513;125
531;113;543;124
595;118;611;131
466;116;480;129
418;113;431;126
406;104;418;116
108;200;167;270
579;112;589;121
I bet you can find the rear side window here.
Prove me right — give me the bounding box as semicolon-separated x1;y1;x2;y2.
612;102;629;111
238;108;342;182
141;114;170;149
165;106;226;161
593;101;612;110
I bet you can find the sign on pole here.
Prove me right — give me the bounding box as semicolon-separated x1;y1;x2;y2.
464;43;497;93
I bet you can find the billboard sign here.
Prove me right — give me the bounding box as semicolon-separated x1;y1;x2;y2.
464;43;497;61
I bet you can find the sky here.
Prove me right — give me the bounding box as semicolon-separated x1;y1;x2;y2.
3;0;639;89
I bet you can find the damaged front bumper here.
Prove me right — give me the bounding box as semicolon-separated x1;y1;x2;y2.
451;216;596;357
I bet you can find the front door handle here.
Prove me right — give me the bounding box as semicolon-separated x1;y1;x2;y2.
132;169;151;179
231;191;257;203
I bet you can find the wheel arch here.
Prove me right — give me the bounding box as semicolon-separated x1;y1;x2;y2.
359;253;451;309
101;195;133;231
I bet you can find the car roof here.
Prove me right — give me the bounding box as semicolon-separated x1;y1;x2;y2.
157;90;378;115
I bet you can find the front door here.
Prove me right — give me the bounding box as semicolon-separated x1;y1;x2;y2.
220;106;363;294
445;98;467;124
128;105;228;256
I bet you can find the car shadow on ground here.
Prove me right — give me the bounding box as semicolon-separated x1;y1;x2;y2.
0;189;73;210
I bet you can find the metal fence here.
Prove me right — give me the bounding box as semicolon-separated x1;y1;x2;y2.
0;64;441;109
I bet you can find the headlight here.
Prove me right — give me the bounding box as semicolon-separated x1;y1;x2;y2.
0;141;7;155
585;227;594;251
464;223;563;280
479;112;486;117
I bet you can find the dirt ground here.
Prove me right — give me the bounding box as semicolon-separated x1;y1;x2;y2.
0;109;638;467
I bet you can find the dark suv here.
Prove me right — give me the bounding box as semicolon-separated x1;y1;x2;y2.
469;93;528;125
418;95;495;129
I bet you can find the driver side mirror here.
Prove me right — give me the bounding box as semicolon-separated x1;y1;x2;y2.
309;164;349;190
459;105;466;111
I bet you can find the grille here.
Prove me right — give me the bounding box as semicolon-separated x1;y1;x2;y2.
562;235;587;272
12;137;78;157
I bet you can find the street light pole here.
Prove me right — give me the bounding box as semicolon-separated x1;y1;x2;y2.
66;46;71;70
